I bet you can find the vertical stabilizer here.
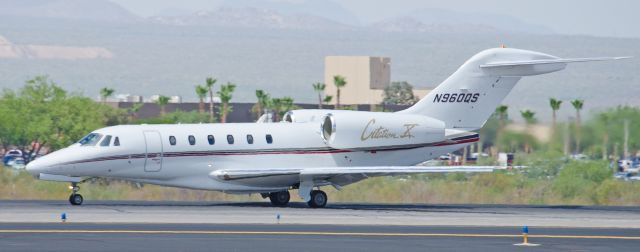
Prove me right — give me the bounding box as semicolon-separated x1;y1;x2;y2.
399;48;627;131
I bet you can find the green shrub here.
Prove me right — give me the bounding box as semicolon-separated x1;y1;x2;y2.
552;161;611;199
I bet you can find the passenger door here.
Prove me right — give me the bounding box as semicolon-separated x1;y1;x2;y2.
143;131;163;172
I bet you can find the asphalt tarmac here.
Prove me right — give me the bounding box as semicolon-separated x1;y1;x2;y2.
2;200;639;228
1;200;639;251
1;223;639;252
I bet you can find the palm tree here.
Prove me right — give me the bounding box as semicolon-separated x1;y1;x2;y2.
521;110;536;125
520;110;536;153
205;77;217;122
281;96;295;115
269;98;283;121
195;85;208;113
571;99;584;154
156;95;170;116
253;89;271;120
494;105;509;155
312;82;326;109
599;114;610;160
323;95;333;108
99;87;115;104
549;98;562;129
496;105;509;128
127;102;144;122
217;82;236;123
333;75;347;108
267;97;294;121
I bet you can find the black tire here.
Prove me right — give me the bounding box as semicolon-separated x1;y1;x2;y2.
69;194;83;206
269;191;290;206
307;190;327;208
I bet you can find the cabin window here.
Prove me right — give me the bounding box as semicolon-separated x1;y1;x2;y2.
169;136;176;146
246;134;254;144
188;135;196;145
266;134;273;144
100;135;112;147
207;135;215;145
227;135;234;144
79;133;103;146
114;137;120;146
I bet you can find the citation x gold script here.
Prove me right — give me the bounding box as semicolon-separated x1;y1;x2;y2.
360;119;418;141
26;48;629;208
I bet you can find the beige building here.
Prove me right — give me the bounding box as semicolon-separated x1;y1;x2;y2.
324;56;430;105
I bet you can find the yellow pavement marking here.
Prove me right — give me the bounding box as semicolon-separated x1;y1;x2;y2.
0;230;639;240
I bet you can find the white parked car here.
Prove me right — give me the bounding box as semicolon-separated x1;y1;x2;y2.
7;157;26;169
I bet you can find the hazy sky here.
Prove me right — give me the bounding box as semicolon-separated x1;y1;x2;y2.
111;0;639;38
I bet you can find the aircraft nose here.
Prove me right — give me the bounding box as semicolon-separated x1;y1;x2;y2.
26;158;45;176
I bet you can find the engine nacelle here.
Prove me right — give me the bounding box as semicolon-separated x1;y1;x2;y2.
283;109;362;123
283;110;333;123
320;112;445;150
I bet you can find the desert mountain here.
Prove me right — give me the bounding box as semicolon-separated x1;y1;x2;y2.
404;8;553;35
369;16;499;34
0;36;112;60
0;0;139;22
149;7;353;31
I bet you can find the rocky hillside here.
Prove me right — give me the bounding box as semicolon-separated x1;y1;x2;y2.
148;7;353;31
0;0;139;22
0;36;112;60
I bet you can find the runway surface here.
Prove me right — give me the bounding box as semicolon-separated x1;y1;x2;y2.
1;200;639;251
1;223;639;251
2;200;640;227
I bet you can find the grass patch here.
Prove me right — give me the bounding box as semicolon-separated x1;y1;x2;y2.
2;160;640;205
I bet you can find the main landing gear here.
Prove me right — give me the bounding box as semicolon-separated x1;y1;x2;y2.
307;190;327;208
68;182;83;206
264;189;328;208
268;191;291;207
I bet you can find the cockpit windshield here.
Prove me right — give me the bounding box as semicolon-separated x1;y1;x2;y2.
78;133;103;146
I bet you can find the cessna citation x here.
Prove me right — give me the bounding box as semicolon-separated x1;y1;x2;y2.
26;48;627;208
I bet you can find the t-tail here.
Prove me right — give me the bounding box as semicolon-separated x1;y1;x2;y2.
399;47;630;131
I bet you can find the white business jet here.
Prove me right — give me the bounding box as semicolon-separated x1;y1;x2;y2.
25;48;627;207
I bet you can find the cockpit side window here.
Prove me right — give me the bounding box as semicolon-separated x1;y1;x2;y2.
114;137;120;146
100;135;112;147
79;133;103;146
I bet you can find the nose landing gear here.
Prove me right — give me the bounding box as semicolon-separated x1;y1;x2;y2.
68;182;83;206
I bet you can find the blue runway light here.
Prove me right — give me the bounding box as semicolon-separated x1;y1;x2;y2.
514;225;539;246
61;213;67;223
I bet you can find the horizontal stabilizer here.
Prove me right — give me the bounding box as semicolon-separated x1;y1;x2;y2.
480;56;631;68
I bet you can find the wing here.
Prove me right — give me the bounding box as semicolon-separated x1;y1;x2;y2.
211;166;495;178
210;166;498;201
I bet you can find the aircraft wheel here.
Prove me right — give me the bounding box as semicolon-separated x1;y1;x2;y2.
269;191;290;206
69;194;83;206
307;190;327;208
